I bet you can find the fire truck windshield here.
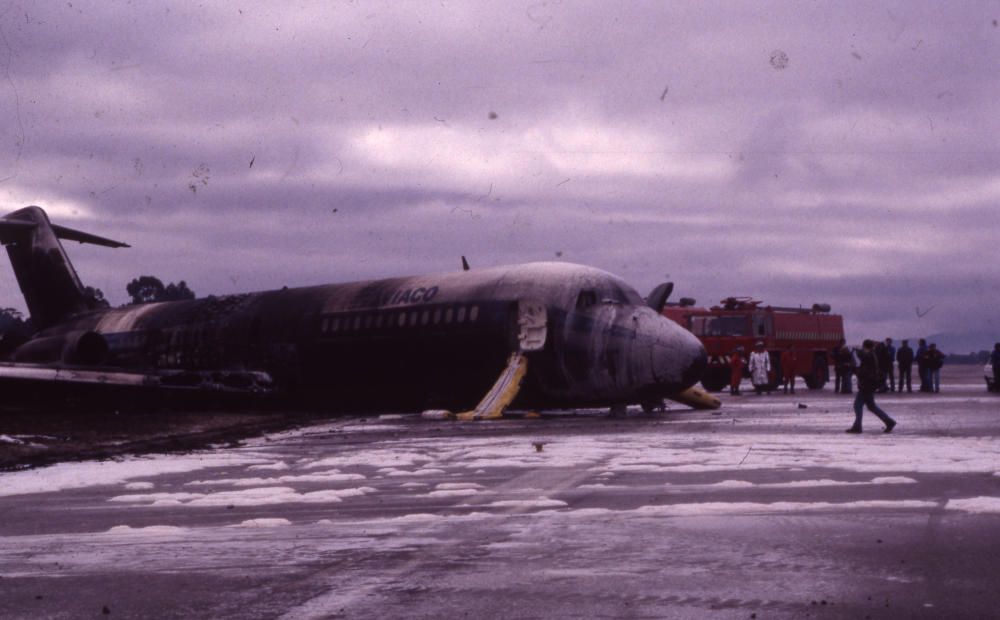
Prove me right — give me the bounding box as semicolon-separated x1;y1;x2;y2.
689;315;749;337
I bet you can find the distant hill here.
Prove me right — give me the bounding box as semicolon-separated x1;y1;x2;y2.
913;330;1000;357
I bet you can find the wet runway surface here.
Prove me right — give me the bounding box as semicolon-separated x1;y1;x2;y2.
2;367;999;619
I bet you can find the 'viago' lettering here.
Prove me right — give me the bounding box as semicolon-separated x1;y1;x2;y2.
383;286;439;306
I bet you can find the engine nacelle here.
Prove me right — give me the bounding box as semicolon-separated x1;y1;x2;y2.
13;330;109;365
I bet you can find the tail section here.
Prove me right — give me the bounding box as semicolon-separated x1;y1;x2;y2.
0;206;128;330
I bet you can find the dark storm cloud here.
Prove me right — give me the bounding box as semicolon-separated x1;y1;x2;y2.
0;1;996;343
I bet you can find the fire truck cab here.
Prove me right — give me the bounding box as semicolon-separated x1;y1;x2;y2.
663;297;845;392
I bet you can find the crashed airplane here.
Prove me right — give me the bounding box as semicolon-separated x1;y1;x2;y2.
0;206;713;417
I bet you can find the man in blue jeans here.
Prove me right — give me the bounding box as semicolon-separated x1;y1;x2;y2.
846;339;897;434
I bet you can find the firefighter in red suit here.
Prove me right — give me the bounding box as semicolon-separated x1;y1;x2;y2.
729;347;745;395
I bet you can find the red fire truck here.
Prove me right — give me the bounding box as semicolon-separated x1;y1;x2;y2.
663;297;845;392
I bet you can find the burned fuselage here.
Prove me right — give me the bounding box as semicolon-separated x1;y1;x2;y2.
0;206;706;413
27;263;704;411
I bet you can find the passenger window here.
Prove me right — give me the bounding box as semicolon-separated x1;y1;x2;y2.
375;314;383;328
353;316;361;330
364;315;373;329
397;313;406;327
457;307;466;322
421;310;430;325
433;308;442;324
576;290;597;310
331;317;340;332
409;312;418;326
469;306;479;321
445;307;454;323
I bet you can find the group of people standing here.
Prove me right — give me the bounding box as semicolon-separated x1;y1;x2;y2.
727;341;802;396
833;337;945;394
724;336;951;435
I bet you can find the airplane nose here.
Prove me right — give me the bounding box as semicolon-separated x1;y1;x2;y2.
679;337;708;389
648;313;707;392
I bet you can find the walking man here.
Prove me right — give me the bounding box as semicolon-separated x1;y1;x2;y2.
846;339;897;434
896;339;914;392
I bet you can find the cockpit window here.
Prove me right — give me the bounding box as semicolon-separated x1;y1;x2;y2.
576;290;598;310
600;284;631;305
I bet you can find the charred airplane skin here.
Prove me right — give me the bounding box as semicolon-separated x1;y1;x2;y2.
0;206;707;414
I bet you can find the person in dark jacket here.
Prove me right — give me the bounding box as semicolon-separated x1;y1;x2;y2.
991;343;1000;393
926;343;945;393
835;339;854;394
896;339;914;392
846;339;897;434
884;337;896;392
781;346;798;394
833;341;846;393
875;341;890;393
916;338;930;392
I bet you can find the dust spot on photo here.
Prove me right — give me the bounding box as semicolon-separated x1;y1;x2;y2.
769;50;789;70
189;163;210;194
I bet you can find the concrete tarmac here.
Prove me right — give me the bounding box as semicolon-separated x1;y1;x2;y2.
1;366;998;619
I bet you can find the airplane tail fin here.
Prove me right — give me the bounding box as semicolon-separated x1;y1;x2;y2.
0;206;129;330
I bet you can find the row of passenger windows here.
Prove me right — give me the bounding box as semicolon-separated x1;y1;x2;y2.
320;305;480;334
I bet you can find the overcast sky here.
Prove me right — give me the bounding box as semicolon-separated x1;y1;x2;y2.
0;1;997;343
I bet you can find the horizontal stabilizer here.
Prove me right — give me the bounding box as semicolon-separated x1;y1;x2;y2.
0;216;130;248
51;224;130;248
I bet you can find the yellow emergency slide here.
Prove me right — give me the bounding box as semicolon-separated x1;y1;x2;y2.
667;385;722;410
456;352;528;420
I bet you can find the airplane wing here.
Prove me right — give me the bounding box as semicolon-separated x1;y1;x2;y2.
0;362;274;411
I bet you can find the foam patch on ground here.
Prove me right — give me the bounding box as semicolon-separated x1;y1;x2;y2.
234;518;292;527
946;496;1000;514
0;453;269;497
105;525;188;535
428;489;479;497
479;498;568;509
248;462;291;471
664;477;918;490
185;470;366;487
109;485;377;507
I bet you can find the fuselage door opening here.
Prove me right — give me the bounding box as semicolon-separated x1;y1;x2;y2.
517;299;547;352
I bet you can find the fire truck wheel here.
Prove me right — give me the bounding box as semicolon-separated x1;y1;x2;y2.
804;357;828;389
